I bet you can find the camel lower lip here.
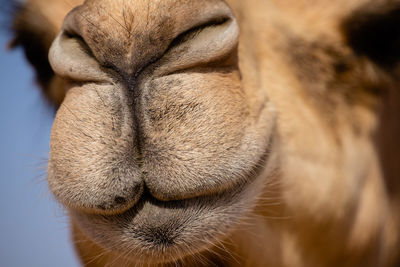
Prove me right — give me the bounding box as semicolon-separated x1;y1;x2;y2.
69;183;249;257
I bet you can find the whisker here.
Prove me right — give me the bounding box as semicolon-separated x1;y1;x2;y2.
108;11;130;36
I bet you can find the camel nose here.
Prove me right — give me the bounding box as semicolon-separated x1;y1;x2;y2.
49;0;237;86
47;0;240;215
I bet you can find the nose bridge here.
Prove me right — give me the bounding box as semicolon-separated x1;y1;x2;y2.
65;0;179;77
64;0;230;79
64;0;164;77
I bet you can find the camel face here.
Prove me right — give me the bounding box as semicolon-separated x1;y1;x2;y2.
46;1;275;261
10;0;400;266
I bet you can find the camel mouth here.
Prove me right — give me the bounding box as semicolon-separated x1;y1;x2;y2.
70;180;251;262
68;136;274;263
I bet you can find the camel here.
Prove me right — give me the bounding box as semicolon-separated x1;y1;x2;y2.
10;0;400;266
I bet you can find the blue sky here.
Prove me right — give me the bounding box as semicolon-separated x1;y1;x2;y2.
0;27;80;266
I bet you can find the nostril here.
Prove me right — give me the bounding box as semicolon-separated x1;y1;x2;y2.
155;14;239;76
63;30;92;56
49;29;112;84
168;16;230;50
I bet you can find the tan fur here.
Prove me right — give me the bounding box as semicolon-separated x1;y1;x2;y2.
11;0;400;266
